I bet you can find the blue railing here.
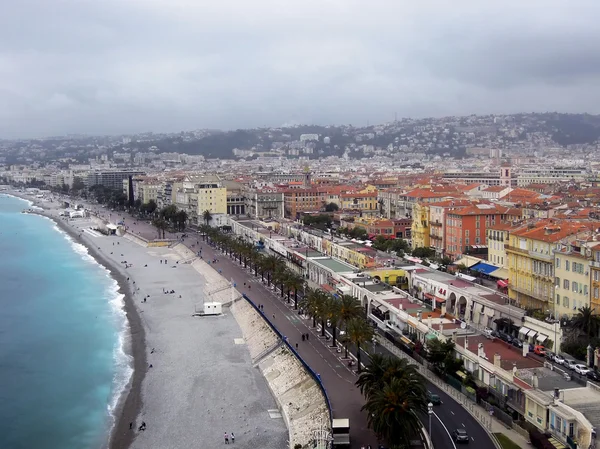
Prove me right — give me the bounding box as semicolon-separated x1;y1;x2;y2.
241;293;333;424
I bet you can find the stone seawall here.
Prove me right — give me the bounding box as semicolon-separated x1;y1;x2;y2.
231;299;330;448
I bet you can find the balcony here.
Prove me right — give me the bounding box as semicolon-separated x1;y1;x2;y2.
430;221;442;227
505;244;528;255
591;261;600;269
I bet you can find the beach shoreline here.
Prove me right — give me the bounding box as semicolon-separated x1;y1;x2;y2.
41;214;147;449
8;192;146;449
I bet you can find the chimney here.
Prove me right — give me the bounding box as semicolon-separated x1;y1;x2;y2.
494;353;502;368
512;363;518;378
452;331;457;342
478;342;485;359
532;373;539;389
427;315;433;328
439;322;444;334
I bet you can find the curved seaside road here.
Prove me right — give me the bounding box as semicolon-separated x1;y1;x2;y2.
192;237;489;449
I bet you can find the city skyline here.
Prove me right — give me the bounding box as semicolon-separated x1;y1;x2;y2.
2;0;600;139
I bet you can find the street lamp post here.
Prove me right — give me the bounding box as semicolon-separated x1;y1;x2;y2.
428;402;433;439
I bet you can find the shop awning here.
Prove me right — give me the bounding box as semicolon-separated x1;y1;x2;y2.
453;257;481;268
519;327;531;336
471;262;501;275
537;334;548;343
490;268;509;280
527;329;538;338
497;280;509;288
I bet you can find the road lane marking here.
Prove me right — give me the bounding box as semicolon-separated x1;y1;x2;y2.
462;423;465;427
471;437;475;441
432;411;458;449
450;411;454;415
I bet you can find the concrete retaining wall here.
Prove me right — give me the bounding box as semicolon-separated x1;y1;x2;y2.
231;299;329;448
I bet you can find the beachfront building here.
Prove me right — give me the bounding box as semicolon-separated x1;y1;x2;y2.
590;243;600;312
196;181;227;217
86;170;145;190
244;187;284;219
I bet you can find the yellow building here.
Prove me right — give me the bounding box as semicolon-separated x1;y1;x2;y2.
554;243;591;318
590;243;600;312
507;221;591;310
339;185;379;214
487;221;524;269
524;390;551;431
196;181;227;216
322;239;375;269
411;202;430;249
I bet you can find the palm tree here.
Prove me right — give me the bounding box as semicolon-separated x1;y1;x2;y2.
345;317;374;372
262;254;282;287
151;217;169;239
286;273;305;309
300;288;325;328
570;305;600;339
357;355;422;399
338;294;363;328
324;296;342;347
362;377;427;448
273;267;290;299
202;209;213;226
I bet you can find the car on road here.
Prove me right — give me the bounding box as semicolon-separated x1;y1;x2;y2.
427;391;441;405
575;364;591;375
545;351;555;360
554;354;565;365
511;339;523;348
565;360;579;370
534;345;547;356
587;370;600;381
452;429;470;444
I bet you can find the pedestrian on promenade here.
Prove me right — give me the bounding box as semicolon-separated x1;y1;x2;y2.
129;422;133;429
231;432;235;443
295;342;298;349
306;333;309;341
224;432;229;444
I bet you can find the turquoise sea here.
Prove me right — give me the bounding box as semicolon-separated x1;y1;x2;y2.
0;195;131;449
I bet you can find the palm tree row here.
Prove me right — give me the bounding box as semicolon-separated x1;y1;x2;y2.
201;224;425;448
200;224;375;368
199;225;306;309
357;354;428;449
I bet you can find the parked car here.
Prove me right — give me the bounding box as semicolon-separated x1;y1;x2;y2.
534;345;547;356
586;370;600;381
545;351;555;360
575;364;591;375
511;339;523;348
427;391;442;405
554;354;565;365
452;429;470;444
565;360;579;370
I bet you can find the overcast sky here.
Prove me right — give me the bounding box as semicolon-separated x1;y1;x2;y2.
1;0;599;138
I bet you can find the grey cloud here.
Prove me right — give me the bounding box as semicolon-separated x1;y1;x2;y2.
1;0;600;138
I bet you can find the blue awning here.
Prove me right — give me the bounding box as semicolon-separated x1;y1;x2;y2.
470;262;500;275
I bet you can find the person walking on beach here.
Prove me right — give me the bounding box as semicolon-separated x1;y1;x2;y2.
231;432;235;443
224;432;229;444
